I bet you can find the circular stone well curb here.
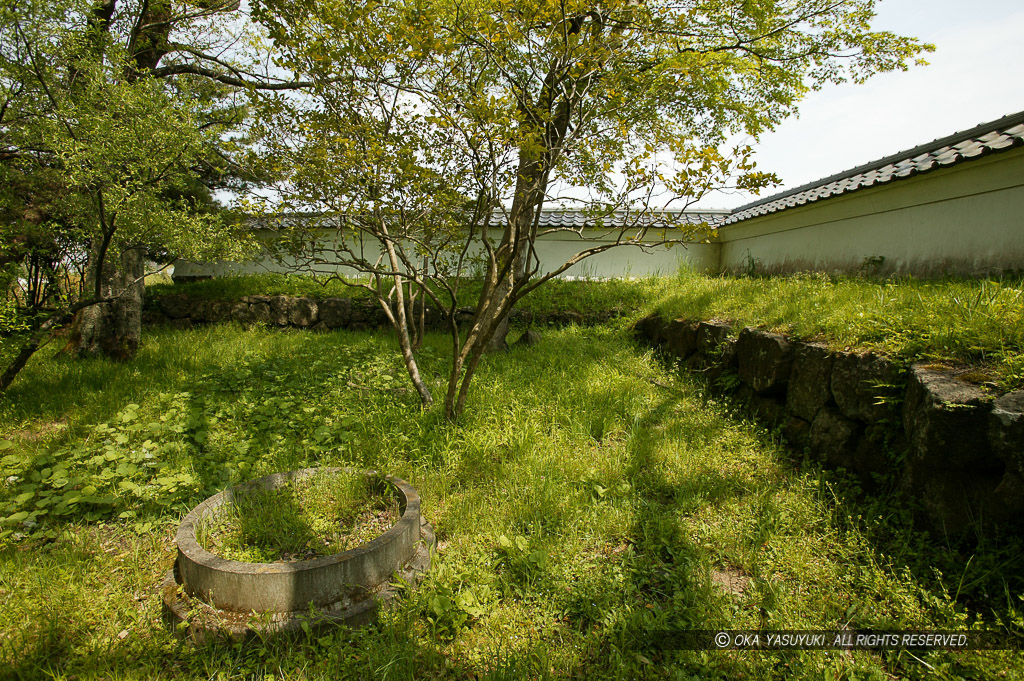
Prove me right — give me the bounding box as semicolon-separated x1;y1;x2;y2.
161;467;434;640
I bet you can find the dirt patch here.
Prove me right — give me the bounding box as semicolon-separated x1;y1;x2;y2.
711;565;750;596
9;418;67;442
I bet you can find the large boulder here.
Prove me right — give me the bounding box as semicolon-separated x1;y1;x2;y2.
247;300;272;326
685;321;732;373
270;295;294;326
633;313;671;346
230;302;253;325
349;300;390;329
750;394;786;425
737;328;793;395
158;294;193;320
696;321;732;354
193;299;231;324
782;416;811;450
831;352;903;424
989;391;1024;520
990;390;1024;474
786;343;834;422
901;366;1003;533
849;429;891;485
704;339;739;386
809;407;861;469
319;298;352;329
902;365;994;470
288;298;318;328
664;319;699;360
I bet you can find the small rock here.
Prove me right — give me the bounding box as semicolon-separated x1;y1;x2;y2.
737;328;793;395
515;329;542;347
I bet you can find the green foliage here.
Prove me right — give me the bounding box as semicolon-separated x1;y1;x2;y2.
243;0;930;418
0;396;202;541
198;471;399;562
1;323;1021;679
149;273;659;321
0;0;255;266
419;566;497;641
654;270;1024;389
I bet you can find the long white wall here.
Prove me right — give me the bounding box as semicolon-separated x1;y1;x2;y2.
716;148;1024;277
173;228;721;281
174;147;1024;281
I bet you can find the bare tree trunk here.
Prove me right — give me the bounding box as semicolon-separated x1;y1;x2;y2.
379;236;433;406
0;311;71;392
389;284;433;407
74;244;145;360
485;251;527;353
64;1;169;362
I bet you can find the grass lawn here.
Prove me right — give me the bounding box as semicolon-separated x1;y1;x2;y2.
152;270;1024;389
1;318;1022;680
648;271;1024;390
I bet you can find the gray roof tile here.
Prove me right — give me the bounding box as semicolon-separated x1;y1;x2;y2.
264;112;1024;236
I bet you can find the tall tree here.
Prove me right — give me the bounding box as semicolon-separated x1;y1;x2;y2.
0;0;256;390
253;0;929;420
0;0;319;390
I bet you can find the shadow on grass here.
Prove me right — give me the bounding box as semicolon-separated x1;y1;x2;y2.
4;324;1022;679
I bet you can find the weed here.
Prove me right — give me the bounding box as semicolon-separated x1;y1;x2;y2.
0;320;1021;679
197;471;399;562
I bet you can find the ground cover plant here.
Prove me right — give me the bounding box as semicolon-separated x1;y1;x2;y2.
649;270;1024;390
197;471;400;563
151;268;1024;388
1;314;1022;679
147;274;657;320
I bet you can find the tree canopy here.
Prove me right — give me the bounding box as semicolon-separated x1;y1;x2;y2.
248;0;929;419
0;0;315;391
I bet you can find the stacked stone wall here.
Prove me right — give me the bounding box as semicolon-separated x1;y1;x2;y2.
634;314;1024;535
145;294;621;331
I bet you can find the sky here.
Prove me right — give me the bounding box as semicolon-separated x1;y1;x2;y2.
697;0;1024;211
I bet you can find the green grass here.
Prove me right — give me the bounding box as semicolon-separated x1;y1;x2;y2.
148;273;658;320
198;471;399;563
147;270;1024;388
1;322;1022;679
645;270;1024;389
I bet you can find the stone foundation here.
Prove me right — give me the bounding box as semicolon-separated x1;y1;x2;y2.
144;293;622;331
634;314;1024;535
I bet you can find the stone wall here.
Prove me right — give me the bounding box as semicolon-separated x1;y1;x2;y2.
634;314;1024;535
144;293;621;332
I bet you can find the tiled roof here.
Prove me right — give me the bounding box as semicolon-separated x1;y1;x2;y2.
261;112;1024;232
515;209;728;230
725;110;1024;225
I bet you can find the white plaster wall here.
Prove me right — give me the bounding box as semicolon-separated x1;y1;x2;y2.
717;148;1024;276
174;148;1024;281
173;229;720;280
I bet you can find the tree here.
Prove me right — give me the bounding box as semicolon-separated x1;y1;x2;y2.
0;0;257;391
0;0;326;391
251;0;929;420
